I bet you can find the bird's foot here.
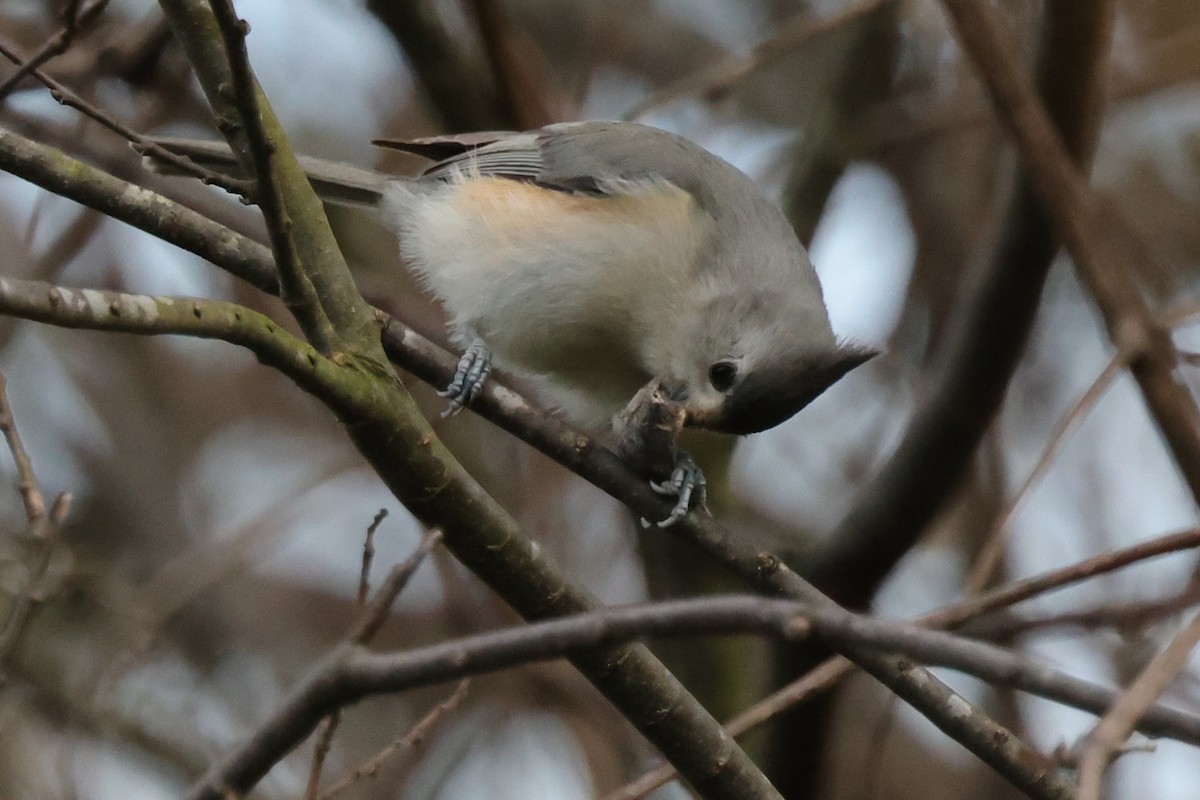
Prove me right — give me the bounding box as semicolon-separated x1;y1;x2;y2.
438;337;492;417
645;450;707;529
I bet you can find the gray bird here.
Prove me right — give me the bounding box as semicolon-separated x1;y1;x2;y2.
148;121;876;524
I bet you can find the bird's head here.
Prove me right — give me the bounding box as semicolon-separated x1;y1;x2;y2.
661;288;876;435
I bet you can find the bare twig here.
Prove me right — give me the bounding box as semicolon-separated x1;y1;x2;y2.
206;0;339;350
0;493;70;679
938;527;1200;629
320;679;470;800
963;587;1200;640
305;508;393;800
0;0;109;101
1076;610;1200;799
968;354;1128;591
350;529;442;646
0;36;248;193
0;371;47;531
0;370;73;680
357;509;388;607
303;715;340;800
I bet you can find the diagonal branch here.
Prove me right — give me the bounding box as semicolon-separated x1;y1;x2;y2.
939;0;1200;507
0;126;277;292
0;0;109;101
1076;609;1200;798
204;0;335;350
0;36;247;193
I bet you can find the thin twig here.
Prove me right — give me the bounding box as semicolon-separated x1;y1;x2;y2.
357;509;388;607
0;0;109;101
0;371;47;531
320;679;470;800
304;507;393;799
1076;609;1200;799
350;528;443;645
0;492;70;678
968;353;1127;592
206;0;315;329
0;35;248;193
0;370;73;679
963;587;1200;639
303;714;340;800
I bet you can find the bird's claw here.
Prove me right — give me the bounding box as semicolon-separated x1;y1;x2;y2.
642;452;707;528
438;338;492;417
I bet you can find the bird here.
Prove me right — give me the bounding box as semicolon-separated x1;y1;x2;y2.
147;121;876;525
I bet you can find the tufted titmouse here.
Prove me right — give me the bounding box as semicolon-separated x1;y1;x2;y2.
149;122;875;523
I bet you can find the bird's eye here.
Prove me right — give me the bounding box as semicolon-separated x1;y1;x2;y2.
708;361;738;392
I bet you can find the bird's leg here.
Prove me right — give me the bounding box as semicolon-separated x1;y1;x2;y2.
438;333;492;417
612;380;707;528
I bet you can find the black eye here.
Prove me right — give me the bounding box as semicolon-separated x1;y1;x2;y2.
708;361;738;392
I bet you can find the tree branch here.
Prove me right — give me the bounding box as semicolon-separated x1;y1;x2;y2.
814;0;1117;607
0;0;108;100
938;0;1200;508
1076;609;1200;798
186;594;1200;800
158;0;380;357
607;523;1200;798
0;126;276;292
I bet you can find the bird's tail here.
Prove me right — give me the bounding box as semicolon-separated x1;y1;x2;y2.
140;137;391;208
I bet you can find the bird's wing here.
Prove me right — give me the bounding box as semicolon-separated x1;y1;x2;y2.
373;123;683;197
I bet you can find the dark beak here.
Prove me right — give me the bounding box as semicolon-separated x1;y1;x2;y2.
700;343;878;435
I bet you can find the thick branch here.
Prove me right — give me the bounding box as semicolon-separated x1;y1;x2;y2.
0;126;276;292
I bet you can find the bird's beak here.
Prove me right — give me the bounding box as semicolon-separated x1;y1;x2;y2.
695;344;878;435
